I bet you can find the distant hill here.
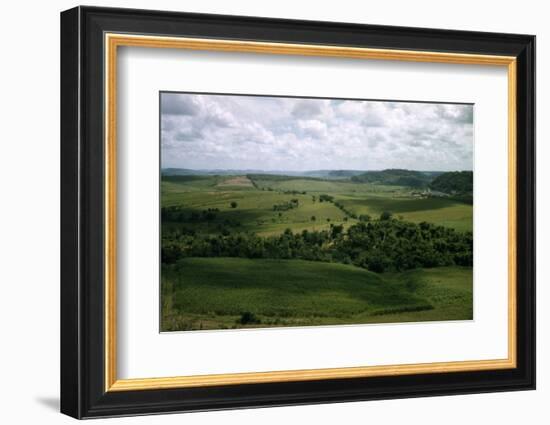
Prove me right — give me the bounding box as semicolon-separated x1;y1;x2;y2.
162;168;209;176
351;169;435;188
429;171;473;195
162;168;452;188
292;170;366;179
422;171;446;179
162;168;368;179
162;174;211;183
326;170;366;178
162;168;261;176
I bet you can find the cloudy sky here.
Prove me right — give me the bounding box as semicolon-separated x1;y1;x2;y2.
160;92;473;172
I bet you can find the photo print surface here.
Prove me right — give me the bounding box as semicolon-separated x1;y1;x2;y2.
160;92;474;332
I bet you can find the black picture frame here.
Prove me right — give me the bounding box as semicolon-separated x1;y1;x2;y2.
61;5;535;419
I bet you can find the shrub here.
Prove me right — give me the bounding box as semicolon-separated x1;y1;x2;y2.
239;311;261;325
319;194;334;202
380;211;393;221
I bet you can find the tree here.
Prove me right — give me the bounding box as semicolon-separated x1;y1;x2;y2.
161;243;182;264
162;211;473;274
331;224;344;238
359;214;371;222
230;201;238;208
239;311;260;325
366;253;391;273
380;211;393;221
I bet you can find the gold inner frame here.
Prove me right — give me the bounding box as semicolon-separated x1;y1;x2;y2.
104;33;518;392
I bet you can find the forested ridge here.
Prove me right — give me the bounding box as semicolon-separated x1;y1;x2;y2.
162;213;472;273
350;169;434;188
429;171;473;194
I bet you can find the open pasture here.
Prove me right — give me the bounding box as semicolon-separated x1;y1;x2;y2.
162;175;352;236
161;258;472;331
162;175;472;234
336;194;473;232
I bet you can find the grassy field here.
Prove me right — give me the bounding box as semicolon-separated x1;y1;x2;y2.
252;176;472;232
161;175;472;235
161;257;472;331
336;194;472;232
161;173;473;331
162;175;350;236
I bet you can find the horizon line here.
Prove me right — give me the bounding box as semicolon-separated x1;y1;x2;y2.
161;167;474;172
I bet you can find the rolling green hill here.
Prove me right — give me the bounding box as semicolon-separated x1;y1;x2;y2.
429;171;473;194
162;174;473;233
161;258;472;331
351;169;435;188
160;172;473;331
161;176;348;236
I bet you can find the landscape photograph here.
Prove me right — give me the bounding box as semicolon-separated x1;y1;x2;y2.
160;92;474;332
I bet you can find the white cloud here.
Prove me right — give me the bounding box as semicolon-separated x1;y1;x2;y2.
161;93;473;171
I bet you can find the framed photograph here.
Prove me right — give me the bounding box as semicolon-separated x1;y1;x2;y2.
60;6;535;419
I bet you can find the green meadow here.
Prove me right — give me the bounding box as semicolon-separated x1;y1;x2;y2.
161;175;472;235
161;173;473;331
161;258;472;331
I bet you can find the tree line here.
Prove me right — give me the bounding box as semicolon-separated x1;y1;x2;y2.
429;171;473;194
162;216;472;273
